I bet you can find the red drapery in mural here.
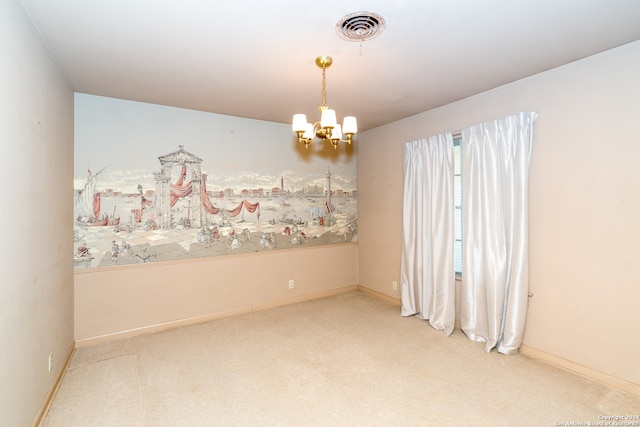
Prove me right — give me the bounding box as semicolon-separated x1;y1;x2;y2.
242;200;260;219
170;165;193;207
170;170;260;219
201;177;220;214
225;200;260;220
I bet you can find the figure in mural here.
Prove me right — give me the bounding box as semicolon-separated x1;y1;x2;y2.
73;243;93;269
135;248;157;263
110;241;120;263
197;227;212;243
76;244;90;258
133;183;154;225
229;237;240;250
292;231;307;245
143;219;158;231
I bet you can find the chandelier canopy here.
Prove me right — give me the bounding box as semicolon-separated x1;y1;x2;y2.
292;56;357;149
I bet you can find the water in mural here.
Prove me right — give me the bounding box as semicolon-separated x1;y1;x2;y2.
73;146;357;269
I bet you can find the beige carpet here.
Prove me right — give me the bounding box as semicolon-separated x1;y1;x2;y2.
42;291;640;426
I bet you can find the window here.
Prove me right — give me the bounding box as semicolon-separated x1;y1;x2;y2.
453;135;462;275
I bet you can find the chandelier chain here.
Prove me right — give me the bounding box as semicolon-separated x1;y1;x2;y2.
321;67;327;108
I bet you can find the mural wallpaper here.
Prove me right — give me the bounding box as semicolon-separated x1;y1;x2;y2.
74;94;357;269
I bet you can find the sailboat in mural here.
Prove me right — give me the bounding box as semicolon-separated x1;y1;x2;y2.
75;167;119;226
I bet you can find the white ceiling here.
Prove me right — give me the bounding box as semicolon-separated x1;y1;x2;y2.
20;0;640;132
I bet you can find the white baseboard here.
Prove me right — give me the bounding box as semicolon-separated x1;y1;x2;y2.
357;285;401;306
33;344;75;427
520;344;640;397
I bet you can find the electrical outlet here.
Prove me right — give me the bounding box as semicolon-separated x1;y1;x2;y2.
392;281;398;291
288;279;295;289
48;353;53;372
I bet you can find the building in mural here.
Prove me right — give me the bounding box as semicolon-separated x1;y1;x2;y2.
155;145;204;229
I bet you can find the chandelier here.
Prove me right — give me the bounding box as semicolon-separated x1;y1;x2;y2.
292;56;357;149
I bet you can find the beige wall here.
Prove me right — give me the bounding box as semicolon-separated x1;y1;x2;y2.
0;1;75;425
358;41;640;387
75;244;358;341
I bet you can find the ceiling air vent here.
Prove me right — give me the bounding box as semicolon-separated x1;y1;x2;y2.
336;12;386;42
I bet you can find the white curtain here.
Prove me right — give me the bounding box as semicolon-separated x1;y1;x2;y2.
400;134;456;335
460;111;538;355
